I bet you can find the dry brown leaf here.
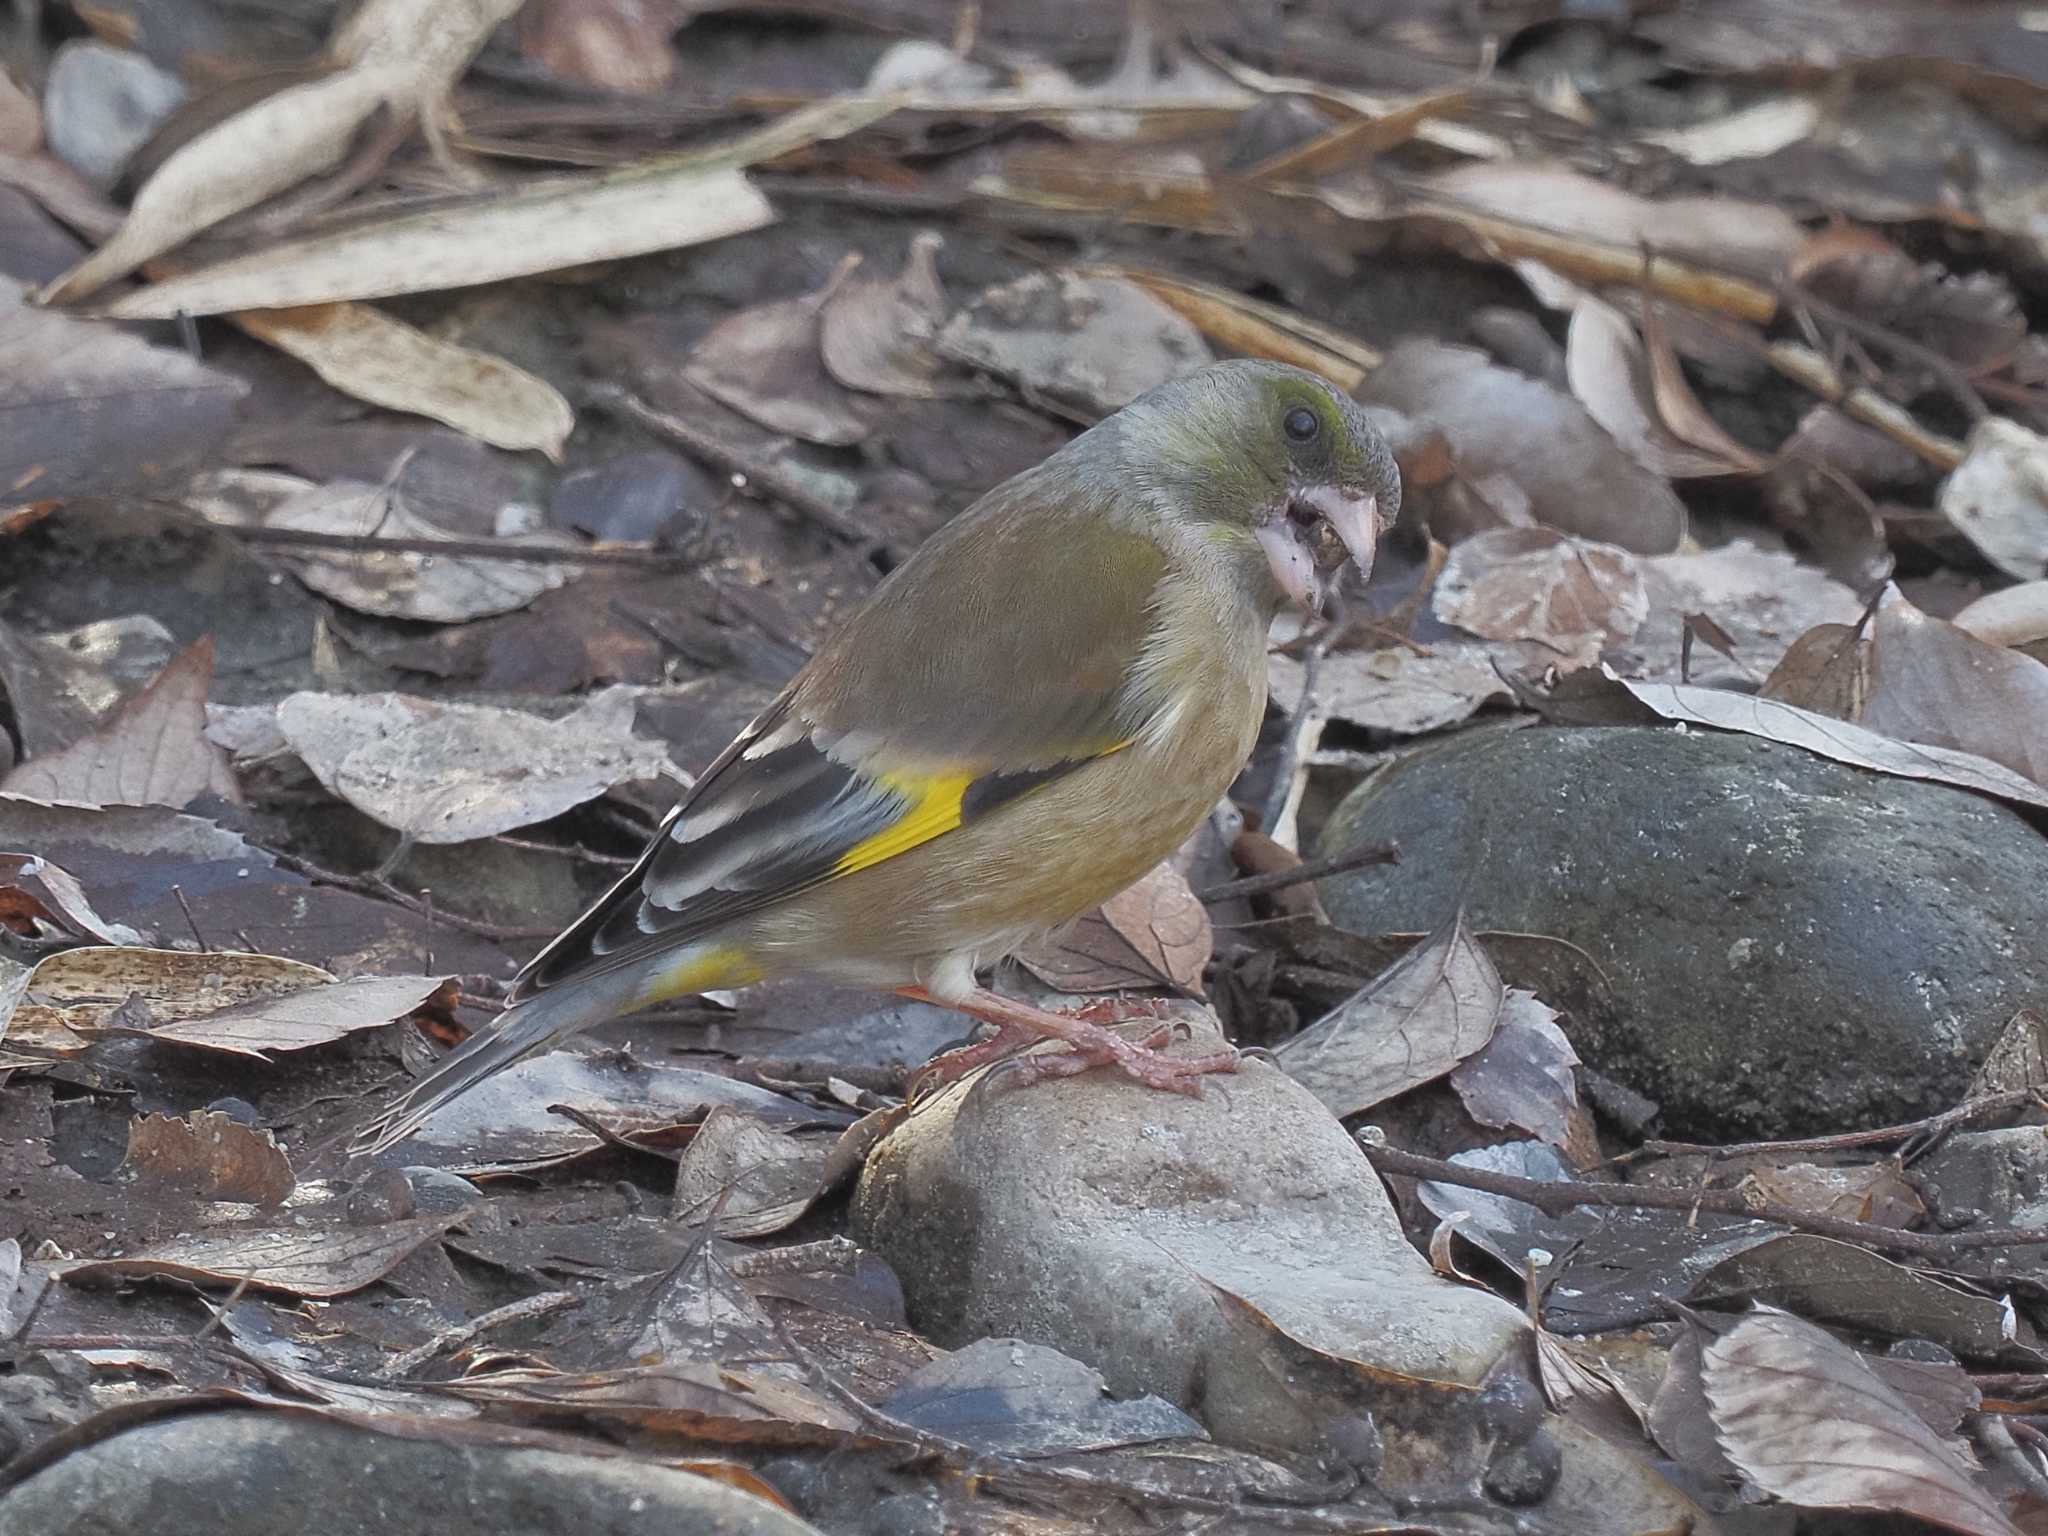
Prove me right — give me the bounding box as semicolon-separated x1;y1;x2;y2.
1357;339;1687;553
1640;96;1821;165
1703;1309;2021;1536
1640;302;1767;474
256;480;574;624
1858;590;2048;787
1969;1009;2048;1098
935;270;1214;420
1760;621;1872;720
1434;527;1647;656
275;686;675;844
1276;910;1503;1119
234;304;575;460
58;1214;463;1299
1631;542;1867;688
819;232;952;400
124;1110;296;1204
0;637;238;810
1739;1162;1923;1229
442;1359;861;1444
1448;989;1580;1149
1090;265;1380;390
669;1105;834;1239
1;275;246;502
1566;298;1748;480
517;0;685;94
1015;860;1213;995
0;852;135;944
1271;639;1520;738
132;974;452;1058
1619;680;2048;811
687;255;870;445
1940;418;2048;580
43;0;526;304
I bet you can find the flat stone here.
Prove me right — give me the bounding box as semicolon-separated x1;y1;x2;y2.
43;41;186;188
851;1017;1715;1529
1319;726;2048;1138
0;1407;822;1535
1916;1126;2048;1228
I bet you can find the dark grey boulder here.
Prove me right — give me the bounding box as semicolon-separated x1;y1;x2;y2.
1318;725;2048;1137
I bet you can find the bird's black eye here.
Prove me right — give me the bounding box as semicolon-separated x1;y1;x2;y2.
1284;406;1319;444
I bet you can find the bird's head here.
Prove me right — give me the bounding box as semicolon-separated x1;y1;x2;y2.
1120;360;1402;616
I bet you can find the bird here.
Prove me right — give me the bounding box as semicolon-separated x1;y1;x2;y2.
349;359;1400;1155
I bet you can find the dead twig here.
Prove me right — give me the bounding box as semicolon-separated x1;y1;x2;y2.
1361;1142;2048;1258
588;381;871;546
1198;838;1401;904
1617;1087;2045;1169
377;1290;579;1379
204;523;698;568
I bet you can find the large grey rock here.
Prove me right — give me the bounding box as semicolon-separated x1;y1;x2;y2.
1318;726;2048;1137
0;1407;822;1536
852;1017;1714;1531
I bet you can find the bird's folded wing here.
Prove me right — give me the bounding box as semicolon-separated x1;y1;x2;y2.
512;496;1170;1001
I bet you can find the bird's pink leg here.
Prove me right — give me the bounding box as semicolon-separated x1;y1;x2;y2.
902;987;1239;1097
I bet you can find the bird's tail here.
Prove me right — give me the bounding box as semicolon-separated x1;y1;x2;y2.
346;964;648;1157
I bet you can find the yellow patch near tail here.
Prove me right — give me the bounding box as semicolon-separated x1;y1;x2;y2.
831;769;976;877
635;944;765;1007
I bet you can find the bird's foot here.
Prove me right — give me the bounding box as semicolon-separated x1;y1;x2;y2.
902;987;1237;1098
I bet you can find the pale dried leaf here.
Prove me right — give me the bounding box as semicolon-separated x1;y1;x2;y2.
275;686;675;843
43;0;525;303
1619;680;2048;810
1016;860;1213;994
1358;339;1687;553
1269;639;1518;737
670;1105;833;1239
1630;543;1866;688
1449;988;1580;1148
262;480;572;623
235;304;575;459
686;255;869;445
1641;96;1821;165
131;974;451;1058
935;270;1213;419
1859;588;2048;787
1434;527;1646;655
1277;911;1504;1118
1940;418;2048;581
1953;581;2048;652
1639;305;1766;474
1;636;238;809
1423;161;1804;274
1703;1309;2021;1536
819;231;952;399
124;1110;295;1204
1969;1009;2048;1098
91;96;897;319
1567;298;1746;479
1;275;246;500
58;1214;463;1298
9;947;333;1049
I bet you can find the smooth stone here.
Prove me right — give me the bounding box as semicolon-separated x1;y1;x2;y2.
1319;726;2048;1138
0;1408;822;1535
1916;1126;2048;1228
851;1017;1717;1530
43;41;187;187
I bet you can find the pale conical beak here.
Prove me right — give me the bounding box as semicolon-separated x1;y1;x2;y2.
1256;489;1380;615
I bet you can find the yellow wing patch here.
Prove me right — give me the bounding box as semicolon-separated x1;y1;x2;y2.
634;943;765;1007
832;769;976;877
